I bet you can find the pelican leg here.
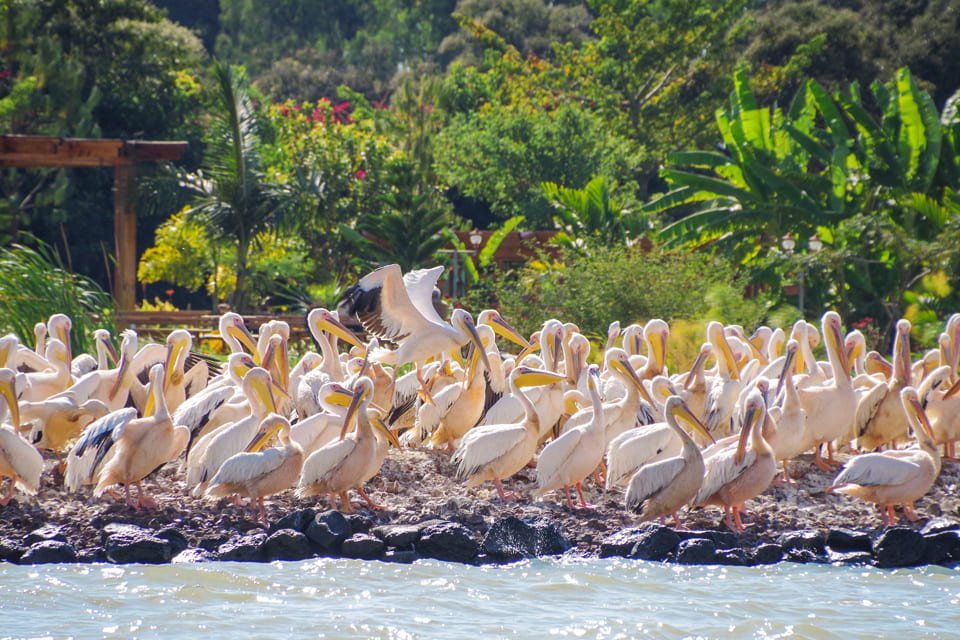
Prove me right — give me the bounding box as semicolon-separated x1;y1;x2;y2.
256;497;268;525
339;491;355;514
575;482;593;509
0;479;14;506
814;443;833;472
722;505;737;532
903;503;920;522
563;485;574;510
826;441;837;465
732;505;749;532
671;511;684;529
357;485;387;510
493;478;519;502
593;461;607;489
135;481;158;509
230;494;245;507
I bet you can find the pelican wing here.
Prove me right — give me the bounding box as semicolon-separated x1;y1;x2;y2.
833;452;922;488
65;408;137;491
854;381;888;437
0;425;44;493
343;264;441;343
536;428;582;488
173;385;235;449
625;456;685;512
452;423;526;481
297;438;357;491
207;447;287;492
606;423;675;488
402;266;445;327
693;445;754;505
64;371;102;403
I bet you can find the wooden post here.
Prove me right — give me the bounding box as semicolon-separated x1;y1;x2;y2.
113;162;137;311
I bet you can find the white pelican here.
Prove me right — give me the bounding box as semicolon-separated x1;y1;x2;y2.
0;369;43;505
22;390;108;456
19;339;72;402
64;407;138;492
33;322;46;356
425;327;493;451
625;395;713;527
340;264;489;391
93;364;189;508
693;388;776;532
605;396;712;489
206;414;304;523
638;318;669;380
764;340;807;482
703;321;742;436
173;352;258;450
563;348;649;444
453;366;567;500
289;382;356;456
604;321;621;352
831;387;941;525
917;366;960;459
855;319;913;451
296;376;398;512
797;311;856;471
534;366;606;509
218;312;260;362
185;367;277;494
296;308;366;417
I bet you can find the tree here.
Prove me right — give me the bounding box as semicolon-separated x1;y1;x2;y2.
542;176;648;249
177;63;291;311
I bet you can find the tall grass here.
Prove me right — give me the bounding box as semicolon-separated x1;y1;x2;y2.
0;242;115;354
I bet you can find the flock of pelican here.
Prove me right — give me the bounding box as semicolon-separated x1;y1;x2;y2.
0;263;956;531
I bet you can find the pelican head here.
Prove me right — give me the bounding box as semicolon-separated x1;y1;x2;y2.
644;319;669;374
0;334;19;368
320;381;355;410
566;333;590;384
106;331;138;401
685;342;713;391
0;368;20;428
605;321;622;352
261;333;289;392
242;367;277;416
900;386;935;447
845;330;866;372
775;339;799;397
245;413;292;452
708;321;739;381
606;348;645;394
45;338;69;369
227;352;258;384
822;311;848;374
664;395;713;443
308;308;364;353
767;327;786;360
451;309;491;375
47;314;72;358
219;312;259;363
477;309;530;351
341;376;374;440
93;329;119;366
540;319;564;371
621;324;644;357
736;388;766;464
164;330;192;390
34;322;47;348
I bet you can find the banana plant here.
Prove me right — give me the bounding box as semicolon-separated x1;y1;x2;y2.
542;176;646;250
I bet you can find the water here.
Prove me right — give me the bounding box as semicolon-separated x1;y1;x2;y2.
1;558;958;639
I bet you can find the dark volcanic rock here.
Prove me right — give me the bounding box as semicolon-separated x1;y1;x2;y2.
372;524;421;549
826;528;872;552
874;528;926;568
341;534;386;560
626;526;680;561
922;531;960;566
306;511;352;551
675;538;717;564
272;508;316;534
785;548;818;564
921;518;960;536
827;550;874;566
675;530;739;549
218;533;267;562
157;528;190;555
77;548;107;564
25;524;67;546
20;540;77;565
383;549;418;564
716;548;751;566
418;522;479;563
481;516;569;561
599;528;648;558
104;526;175;564
0;539;25;563
778;530;826;555
173;548;219;563
751;544;784;565
262;529;314;561
345;514;374;535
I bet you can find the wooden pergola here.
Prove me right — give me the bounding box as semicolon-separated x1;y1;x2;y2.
0;135;188;310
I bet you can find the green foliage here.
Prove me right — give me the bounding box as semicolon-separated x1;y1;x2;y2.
137;208;212;292
542;176;648;249
0;242;114;354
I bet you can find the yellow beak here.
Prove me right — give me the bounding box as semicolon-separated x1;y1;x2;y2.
1;377;19;428
487;314;531;351
513;367;567;388
672;399;714;444
227;324;260;365
372;416;402;449
735;404;756;465
317;314;365;353
245;417;285;452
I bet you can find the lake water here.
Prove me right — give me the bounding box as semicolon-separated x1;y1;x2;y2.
1;558;958;639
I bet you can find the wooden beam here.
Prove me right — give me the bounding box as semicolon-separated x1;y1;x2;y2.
0;136;187;167
113;163;138;311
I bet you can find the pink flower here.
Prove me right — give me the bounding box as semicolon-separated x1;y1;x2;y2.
165;288;175;297
355;169;366;180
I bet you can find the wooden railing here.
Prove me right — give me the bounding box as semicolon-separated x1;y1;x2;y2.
115;311;310;342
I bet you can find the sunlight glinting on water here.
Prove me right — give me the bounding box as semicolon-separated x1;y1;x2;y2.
1;558;958;639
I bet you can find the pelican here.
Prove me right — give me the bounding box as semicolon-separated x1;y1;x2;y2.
831;387;941;525
638;318;669;380
693;388;776;532
296;376;398;512
0;369;43;505
797;311;856;470
703;321;741;436
289;382;356;456
19;339;72;402
206;414;304;523
534;366;606;509
185;367;277;494
562;348;650;444
173;352;258;450
297;308;366;417
605;396;712;489
219;312;260;363
22;390;109;456
425;328;493;451
93;364;190;508
764;340;807;482
625;396;713;527
340;264;489;393
855;319;913;451
918;365;960;458
453;367;567;500
64;407;138;492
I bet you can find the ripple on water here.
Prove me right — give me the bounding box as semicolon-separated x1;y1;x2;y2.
1;559;958;639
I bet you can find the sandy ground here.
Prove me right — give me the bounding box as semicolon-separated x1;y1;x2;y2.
2;447;959;556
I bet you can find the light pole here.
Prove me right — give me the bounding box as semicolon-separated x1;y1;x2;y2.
780;233;823;316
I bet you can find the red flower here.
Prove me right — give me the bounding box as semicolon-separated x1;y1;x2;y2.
355;169;366;180
165;288;175;297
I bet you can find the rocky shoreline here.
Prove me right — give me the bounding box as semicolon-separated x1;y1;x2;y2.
2;449;959;569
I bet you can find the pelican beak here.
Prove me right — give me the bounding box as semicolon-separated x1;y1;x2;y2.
103;336;120;367
551;331;563;372
942;377;960;400
56;325;71;361
717;334;740;381
614;358;645;395
318;313;365;353
143;380;157;417
632;333;642;357
516;340;540;361
513;367;567;388
846;339;862;371
106;354;131;401
341;386;367;440
908;396;935;441
245;418;284;453
448;347;465;368
745;334;766;364
227;323;260;365
373;416;402;449
673;399;714;444
325;383;354;407
465;342;482;388
563;394;582;416
487;314;531;351
775;347;796;398
163;339;185;392
654;332;668;374
684;349;709;391
829;319;848;377
0;377;19;428
735;405;756;465
463;318;492;377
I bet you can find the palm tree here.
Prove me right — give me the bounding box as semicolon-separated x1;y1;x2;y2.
178;62;288;311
